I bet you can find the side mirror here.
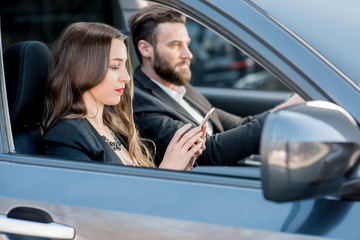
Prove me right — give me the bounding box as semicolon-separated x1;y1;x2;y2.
260;101;360;202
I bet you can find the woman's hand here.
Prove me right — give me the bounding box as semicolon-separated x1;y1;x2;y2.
159;123;206;171
184;124;207;171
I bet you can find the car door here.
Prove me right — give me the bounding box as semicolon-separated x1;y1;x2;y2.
0;48;318;239
0;154;333;240
0;7;333;238
0;7;319;239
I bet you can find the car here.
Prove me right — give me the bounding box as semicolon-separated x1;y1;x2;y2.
1;0;360;239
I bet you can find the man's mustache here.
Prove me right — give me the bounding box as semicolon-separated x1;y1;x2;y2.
175;60;191;67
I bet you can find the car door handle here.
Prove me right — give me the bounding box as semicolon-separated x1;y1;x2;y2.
0;215;75;239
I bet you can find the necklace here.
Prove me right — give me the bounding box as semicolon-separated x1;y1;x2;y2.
101;129;122;151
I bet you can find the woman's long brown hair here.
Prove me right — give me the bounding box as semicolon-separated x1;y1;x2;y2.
43;22;155;167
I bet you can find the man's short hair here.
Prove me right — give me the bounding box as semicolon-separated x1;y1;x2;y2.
128;3;186;64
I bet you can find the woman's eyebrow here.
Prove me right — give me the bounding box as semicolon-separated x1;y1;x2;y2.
110;57;127;61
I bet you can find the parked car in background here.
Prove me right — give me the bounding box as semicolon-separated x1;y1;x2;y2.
1;0;360;239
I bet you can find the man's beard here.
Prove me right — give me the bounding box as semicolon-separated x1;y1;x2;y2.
153;48;191;86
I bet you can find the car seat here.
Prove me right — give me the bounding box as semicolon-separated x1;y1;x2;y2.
3;41;51;154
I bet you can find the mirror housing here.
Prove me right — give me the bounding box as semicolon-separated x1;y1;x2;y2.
260;101;360;202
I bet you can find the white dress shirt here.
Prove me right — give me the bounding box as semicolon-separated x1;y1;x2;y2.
151;79;214;135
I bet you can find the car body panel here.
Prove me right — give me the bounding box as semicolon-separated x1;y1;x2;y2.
252;0;360;87
0;200;328;240
0;154;342;239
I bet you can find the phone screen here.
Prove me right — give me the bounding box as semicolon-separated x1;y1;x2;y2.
200;107;215;127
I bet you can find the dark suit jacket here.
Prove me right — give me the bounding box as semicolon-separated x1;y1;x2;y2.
133;67;268;166
44;118;125;165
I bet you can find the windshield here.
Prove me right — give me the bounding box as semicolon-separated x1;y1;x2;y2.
251;0;360;88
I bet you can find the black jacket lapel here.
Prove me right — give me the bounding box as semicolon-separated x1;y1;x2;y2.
133;68;199;124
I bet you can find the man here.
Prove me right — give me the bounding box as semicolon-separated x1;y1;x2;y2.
128;4;303;166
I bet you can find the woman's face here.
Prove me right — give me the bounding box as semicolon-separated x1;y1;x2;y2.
88;38;130;106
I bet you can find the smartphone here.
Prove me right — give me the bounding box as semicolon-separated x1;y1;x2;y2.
200;107;215;127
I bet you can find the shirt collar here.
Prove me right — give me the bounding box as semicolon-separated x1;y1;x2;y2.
151;79;186;102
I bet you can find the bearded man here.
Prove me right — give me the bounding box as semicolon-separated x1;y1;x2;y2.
128;4;303;166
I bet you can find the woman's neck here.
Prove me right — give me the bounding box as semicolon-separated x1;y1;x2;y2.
83;91;104;123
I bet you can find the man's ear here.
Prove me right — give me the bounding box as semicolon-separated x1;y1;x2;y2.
138;40;153;58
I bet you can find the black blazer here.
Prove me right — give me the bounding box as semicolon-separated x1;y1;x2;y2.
44;118;125;165
133;67;268;166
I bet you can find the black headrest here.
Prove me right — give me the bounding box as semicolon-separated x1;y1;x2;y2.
3;41;51;135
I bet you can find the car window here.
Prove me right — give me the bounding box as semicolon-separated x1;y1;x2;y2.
0;0;276;172
1;0;289;92
0;0;141;157
186;18;289;91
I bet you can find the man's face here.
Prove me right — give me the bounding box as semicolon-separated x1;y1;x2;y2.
152;22;193;86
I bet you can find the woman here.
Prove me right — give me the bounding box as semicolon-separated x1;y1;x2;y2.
43;22;206;171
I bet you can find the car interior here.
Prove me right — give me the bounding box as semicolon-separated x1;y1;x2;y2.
2;40;286;166
1;0;290;164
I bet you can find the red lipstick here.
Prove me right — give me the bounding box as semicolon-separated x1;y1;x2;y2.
116;88;124;94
